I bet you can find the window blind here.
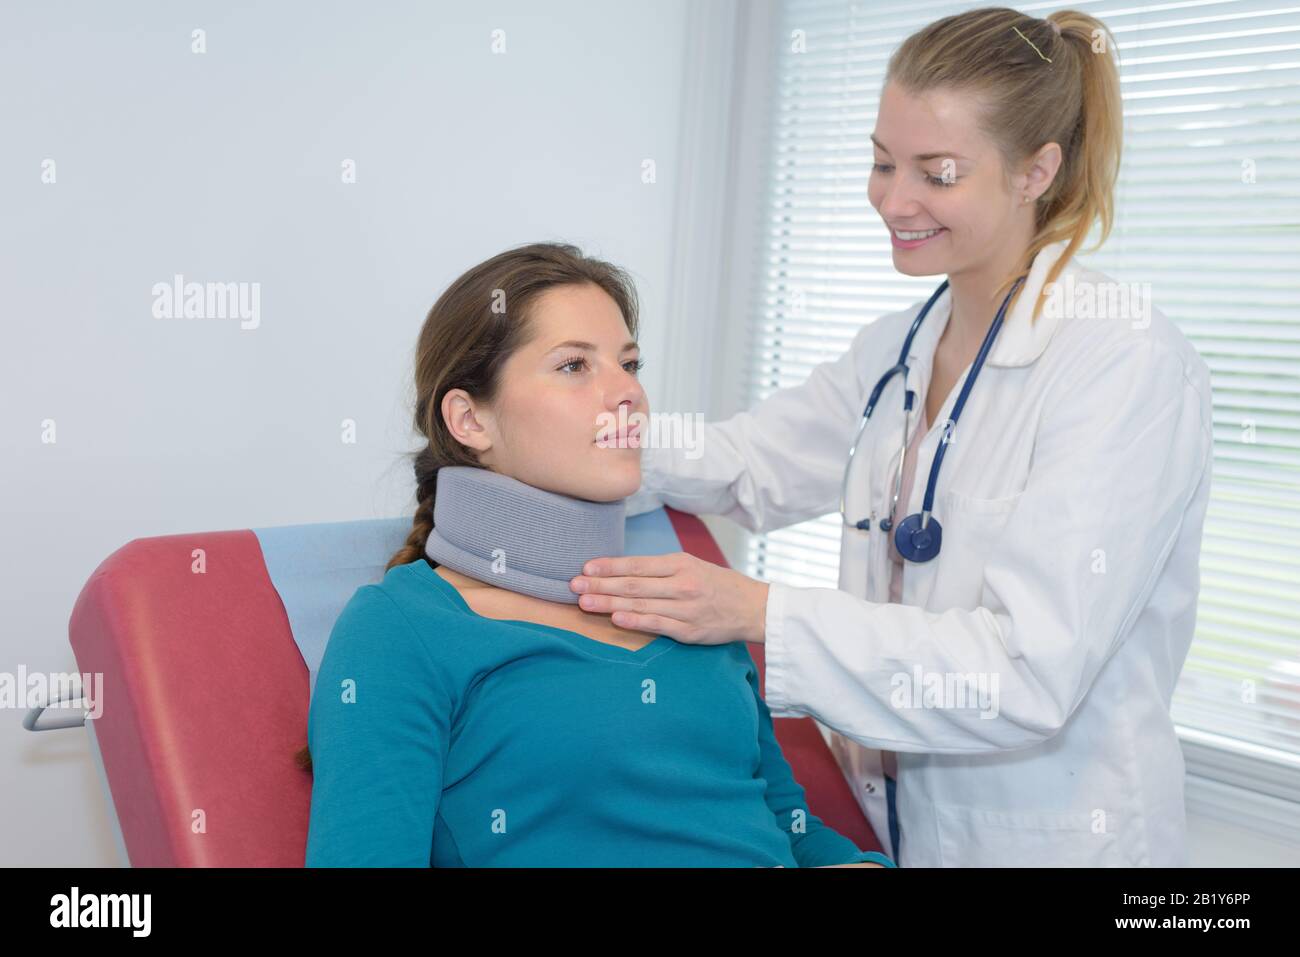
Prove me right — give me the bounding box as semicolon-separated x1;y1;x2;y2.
742;0;1300;760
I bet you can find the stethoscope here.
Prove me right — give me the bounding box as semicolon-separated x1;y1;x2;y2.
838;274;1026;563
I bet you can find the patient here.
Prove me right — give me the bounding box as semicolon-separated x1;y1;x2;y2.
299;242;894;868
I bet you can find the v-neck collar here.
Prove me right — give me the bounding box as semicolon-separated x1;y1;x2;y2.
412;559;675;663
908;238;1074;373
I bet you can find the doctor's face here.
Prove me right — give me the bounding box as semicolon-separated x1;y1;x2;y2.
868;82;1026;279
442;282;648;503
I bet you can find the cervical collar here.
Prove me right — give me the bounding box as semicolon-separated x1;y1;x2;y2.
423;465;626;604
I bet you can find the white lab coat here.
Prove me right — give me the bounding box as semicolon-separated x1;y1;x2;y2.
628;239;1214;866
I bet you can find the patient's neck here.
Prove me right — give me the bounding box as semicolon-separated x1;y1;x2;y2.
433;564;497;592
434;563;585;614
431;562;656;648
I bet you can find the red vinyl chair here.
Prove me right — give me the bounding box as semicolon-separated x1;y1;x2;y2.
33;506;882;866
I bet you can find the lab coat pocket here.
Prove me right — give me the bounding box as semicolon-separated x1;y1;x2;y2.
934;802;1119;866
926;489;1022;607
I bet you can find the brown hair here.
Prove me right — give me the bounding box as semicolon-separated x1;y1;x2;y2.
295;241;641;772
885;7;1123;321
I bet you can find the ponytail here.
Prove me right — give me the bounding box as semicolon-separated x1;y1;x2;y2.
1022;10;1124;321
385;448;442;573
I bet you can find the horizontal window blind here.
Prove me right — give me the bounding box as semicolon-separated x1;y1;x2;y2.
743;0;1300;759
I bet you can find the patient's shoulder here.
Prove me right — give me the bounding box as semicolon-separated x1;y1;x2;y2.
325;569;479;679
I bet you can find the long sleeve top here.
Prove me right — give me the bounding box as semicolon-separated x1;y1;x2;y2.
305;557;896;868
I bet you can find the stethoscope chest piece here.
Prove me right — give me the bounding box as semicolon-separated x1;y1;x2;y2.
839;274;1025;565
893;512;943;563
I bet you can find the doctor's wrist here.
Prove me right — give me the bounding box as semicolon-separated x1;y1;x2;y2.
749;578;771;644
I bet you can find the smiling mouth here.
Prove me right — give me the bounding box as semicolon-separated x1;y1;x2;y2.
893;227;945;240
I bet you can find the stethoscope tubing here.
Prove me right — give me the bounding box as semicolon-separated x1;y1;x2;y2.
840;274;1026;561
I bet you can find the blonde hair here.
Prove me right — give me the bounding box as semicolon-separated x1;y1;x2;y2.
886;7;1123;322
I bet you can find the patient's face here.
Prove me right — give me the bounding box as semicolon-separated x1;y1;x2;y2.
456;282;648;502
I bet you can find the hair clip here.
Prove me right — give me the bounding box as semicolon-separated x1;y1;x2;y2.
1013;25;1053;63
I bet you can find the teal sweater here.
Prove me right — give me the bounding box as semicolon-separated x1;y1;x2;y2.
305;558;896;868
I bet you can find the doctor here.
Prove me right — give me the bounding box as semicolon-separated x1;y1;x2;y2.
568;8;1214;867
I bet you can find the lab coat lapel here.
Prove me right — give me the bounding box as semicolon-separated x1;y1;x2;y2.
985;238;1073;368
893;240;1075;609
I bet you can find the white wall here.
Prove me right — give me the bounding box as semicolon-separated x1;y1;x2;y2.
1;0;696;866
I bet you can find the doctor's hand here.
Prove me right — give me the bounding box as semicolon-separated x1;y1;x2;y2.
570;552;770;645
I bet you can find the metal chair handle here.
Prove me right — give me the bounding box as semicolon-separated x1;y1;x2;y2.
23;684;90;732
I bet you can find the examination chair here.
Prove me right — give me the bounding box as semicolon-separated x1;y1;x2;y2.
30;506;884;866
